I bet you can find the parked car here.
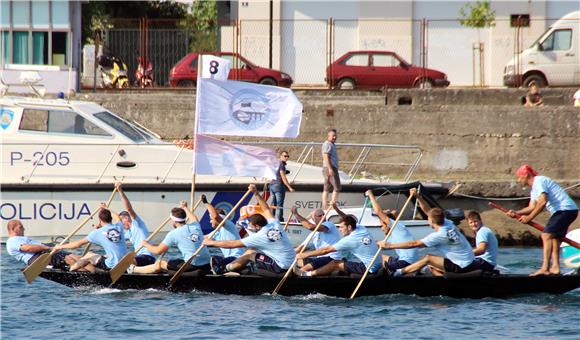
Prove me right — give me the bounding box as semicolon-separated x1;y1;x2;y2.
169;52;293;87
503;11;580;88
326;50;450;89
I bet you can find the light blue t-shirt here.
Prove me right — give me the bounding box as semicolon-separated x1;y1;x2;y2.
531;176;578;214
301;220;343;260
333;225;382;273
475;226;498;266
241;219;295;269
161;222;210;266
386;219;420;264
87;224;129;269
6;236;43;264
214;219;245;258
421;225;475;268
121;215;154;257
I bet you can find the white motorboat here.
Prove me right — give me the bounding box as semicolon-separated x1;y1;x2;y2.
1;94;446;244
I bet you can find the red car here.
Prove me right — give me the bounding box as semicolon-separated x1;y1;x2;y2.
326;51;450;89
169;52;293;87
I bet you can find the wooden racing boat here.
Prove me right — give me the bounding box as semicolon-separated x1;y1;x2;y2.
39;268;580;299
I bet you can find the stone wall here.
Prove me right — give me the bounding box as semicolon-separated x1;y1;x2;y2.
82;88;579;183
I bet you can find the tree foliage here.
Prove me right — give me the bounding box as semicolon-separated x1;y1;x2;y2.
178;1;219;53
459;0;496;29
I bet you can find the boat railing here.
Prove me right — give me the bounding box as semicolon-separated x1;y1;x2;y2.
2;142;422;184
233;141;423;184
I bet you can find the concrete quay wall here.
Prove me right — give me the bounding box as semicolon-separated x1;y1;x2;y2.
83;88;579;183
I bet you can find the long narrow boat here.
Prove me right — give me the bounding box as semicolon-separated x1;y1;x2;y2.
39;269;580;299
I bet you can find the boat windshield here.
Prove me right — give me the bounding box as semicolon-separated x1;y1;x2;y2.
93;111;155;143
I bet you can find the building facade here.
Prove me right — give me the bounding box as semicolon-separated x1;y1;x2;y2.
221;0;579;86
0;0;82;94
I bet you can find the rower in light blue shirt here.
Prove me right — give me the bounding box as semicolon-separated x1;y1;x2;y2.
201;195;245;263
379;207;493;276
114;182;156;267
366;189;420;272
295;203;382;276
292;207;343;271
134;202;210;275
467;210;498;268
203;185;296;275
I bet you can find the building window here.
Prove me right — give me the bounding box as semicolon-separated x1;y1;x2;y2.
33;32;49;64
0;1;10;28
52;32;67;65
13;31;30;64
51;0;69;28
12;1;30;27
1;31;8;64
32;1;50;28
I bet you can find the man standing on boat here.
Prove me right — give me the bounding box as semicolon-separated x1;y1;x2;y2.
365;190;420;273
294;203;382;276
203;195;246;271
203;184;295;275
291;206;342;272
378;208;491;276
133;202;210;274
322;129;340;209
54;208;129;272
270;150;295;221
467;210;498;271
112;182;156;266
507;165;578;276
6;219;88;271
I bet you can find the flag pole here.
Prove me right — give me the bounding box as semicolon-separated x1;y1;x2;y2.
191;55;203;207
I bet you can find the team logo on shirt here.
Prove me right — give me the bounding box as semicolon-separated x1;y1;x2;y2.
446;229;460;244
106;229;122;243
362;237;371;245
267;228;282;242
190;234;200;243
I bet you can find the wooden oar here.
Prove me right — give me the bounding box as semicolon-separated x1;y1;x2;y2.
272;206;333;295
23;188;118;284
349;194;414;299
110;197;204;284
169;189;252;286
489;201;580;249
283;212;294;232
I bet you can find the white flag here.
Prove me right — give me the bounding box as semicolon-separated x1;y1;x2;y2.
194;134;278;179
196;78;302;138
200;55;231;81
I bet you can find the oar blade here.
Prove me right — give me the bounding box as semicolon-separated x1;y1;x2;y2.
109;252;135;284
22;253;53;284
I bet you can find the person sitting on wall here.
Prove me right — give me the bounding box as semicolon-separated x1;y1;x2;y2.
523;83;544;107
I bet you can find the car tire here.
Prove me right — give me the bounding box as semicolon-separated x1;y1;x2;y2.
177;80;195;88
522;74;547;88
337;78;355;90
259;77;277;86
415;78;433;89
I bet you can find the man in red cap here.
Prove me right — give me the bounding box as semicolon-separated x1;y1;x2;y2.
508;165;578;276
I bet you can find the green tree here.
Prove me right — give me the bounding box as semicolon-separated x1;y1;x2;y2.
459;1;495;86
459;0;496;29
178;1;218;53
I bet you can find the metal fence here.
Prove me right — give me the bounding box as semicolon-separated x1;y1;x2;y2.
96;16;574;88
108;29;189;86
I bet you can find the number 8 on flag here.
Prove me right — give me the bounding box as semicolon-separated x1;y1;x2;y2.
201;55;231;81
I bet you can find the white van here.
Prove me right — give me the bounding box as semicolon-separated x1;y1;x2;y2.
503;11;580;87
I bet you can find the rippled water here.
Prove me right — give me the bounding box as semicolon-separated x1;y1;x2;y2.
2;247;579;339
